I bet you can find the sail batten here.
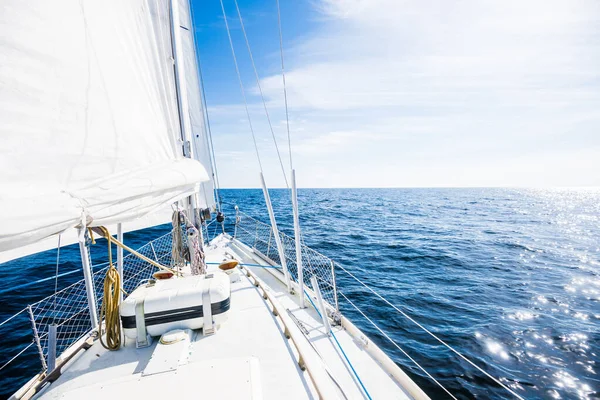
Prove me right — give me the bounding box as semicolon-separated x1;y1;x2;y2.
0;0;211;254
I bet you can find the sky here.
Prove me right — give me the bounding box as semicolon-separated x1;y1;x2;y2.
191;0;600;188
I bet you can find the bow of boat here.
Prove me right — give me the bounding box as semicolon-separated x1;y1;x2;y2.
16;233;425;400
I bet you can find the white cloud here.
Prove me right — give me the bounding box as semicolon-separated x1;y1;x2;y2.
212;0;600;188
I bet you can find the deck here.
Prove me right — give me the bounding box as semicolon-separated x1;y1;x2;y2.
32;235;416;400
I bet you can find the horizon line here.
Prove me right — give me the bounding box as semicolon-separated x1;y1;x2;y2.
216;186;600;190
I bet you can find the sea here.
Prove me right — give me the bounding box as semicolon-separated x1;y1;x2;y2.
0;188;598;399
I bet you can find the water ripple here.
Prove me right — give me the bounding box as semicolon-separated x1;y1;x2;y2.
1;188;599;399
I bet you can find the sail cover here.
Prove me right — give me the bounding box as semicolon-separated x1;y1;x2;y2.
177;0;216;209
0;0;210;252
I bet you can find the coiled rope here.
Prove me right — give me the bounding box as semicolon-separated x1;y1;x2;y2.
88;226;180;351
96;226;121;351
172;211;187;267
187;225;205;275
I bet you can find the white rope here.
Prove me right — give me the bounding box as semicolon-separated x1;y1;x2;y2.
172;211;187;267
336;264;525;399
0;341;35;372
232;0;290;188
0;308;26;329
275;0;293;173
186;226;205;275
218;0;264;173
339;292;457;399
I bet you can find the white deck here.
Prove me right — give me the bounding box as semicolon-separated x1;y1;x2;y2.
33;235;415;400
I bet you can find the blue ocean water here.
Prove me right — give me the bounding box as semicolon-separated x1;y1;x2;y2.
1;188;599;399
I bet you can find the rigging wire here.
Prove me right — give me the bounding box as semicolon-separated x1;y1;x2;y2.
305;290;372;400
0;342;35;373
275;0;293;173
0;308;26;329
269;6;509;397
339;291;457;399
189;3;223;211
232;0;290;188
197;54;223;210
0;266;102;296
335;263;525;400
274;0;306;275
218;0;264;174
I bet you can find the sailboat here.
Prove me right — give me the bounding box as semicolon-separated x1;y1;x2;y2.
0;1;523;399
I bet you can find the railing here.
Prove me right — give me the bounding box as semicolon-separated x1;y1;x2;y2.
1;208;523;399
0;231;175;391
233;210;338;310
202;217;224;246
231;207;524;400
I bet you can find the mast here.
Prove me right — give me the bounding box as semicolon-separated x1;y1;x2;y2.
171;0;204;234
170;0;199;228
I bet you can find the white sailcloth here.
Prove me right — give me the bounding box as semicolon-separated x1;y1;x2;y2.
0;0;210;253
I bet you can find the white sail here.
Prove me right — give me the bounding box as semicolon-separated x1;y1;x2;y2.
176;0;217;209
0;0;210;253
0;209;175;265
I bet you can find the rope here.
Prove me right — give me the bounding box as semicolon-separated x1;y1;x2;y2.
213;217;219;239
96;226;121;351
206;262;281;269
91;228;179;276
177;209;209;272
0;265;103;296
0;308;26;328
305;290;372;400
0;341;35;372
275;0;293;173
187;225;205;275
92;226;179;351
172;211;187;267
335;263;525;399
340;292;456;399
233;0;289;188
218;0;264;173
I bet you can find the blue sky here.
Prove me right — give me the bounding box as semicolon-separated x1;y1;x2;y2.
191;0;600;188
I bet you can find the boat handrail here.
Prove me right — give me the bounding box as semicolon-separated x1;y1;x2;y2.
1;209;526;399
239;264;344;399
334;262;524;400
232;207;525;400
1;218;222;382
234;210;339;310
